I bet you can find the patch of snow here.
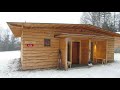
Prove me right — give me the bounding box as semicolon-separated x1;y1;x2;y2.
116;32;120;34
0;51;120;78
0;51;20;63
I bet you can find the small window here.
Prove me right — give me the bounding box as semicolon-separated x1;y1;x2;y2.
44;39;51;46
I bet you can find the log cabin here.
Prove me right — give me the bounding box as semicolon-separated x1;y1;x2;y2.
7;22;120;70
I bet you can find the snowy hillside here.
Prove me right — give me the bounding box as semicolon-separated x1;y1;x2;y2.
0;51;120;78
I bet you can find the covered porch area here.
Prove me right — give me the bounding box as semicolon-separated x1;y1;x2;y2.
55;33;112;70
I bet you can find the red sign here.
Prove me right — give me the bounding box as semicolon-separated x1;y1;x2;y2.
26;44;34;47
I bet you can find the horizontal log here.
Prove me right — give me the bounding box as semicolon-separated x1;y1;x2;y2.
23;45;52;48
107;44;114;46
23;50;58;53
23;50;58;54
107;49;114;51
23;58;58;61
23;48;59;51
23;34;55;38
23;56;58;60
23;32;53;35
23;29;54;33
23;33;54;37
22;63;57;68
23;54;58;57
23;43;60;47
23;38;52;41
23;39;59;43
22;65;57;70
23;30;53;33
23;45;43;48
23;60;57;64
107;43;114;45
107;49;114;50
107;46;114;47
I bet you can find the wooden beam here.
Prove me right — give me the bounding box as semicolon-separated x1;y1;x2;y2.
54;33;112;40
8;23;120;38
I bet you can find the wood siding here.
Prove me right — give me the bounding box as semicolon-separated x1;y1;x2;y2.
21;30;23;64
21;29;60;70
106;38;115;62
8;23;120;70
114;37;120;49
60;38;67;69
20;28;115;70
81;40;89;64
96;41;106;59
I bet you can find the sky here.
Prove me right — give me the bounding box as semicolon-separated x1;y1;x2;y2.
0;12;83;29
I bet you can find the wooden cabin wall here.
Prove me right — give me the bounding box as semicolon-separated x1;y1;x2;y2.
21;29;60;70
59;38;67;69
93;42;96;62
21;31;23;64
114;37;120;49
20;28;115;70
95;41;106;59
81;40;89;64
106;38;115;62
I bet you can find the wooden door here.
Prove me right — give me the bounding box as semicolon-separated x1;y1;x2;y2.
72;42;80;64
81;40;89;65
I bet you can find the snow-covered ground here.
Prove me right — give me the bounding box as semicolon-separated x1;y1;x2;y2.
0;51;120;78
116;32;120;34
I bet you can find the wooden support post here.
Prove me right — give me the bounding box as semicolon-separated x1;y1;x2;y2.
106;40;108;64
89;40;91;61
70;41;72;64
65;38;68;70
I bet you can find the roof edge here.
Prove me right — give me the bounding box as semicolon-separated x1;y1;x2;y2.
7;22;120;38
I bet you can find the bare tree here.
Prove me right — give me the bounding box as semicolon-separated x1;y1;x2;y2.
9;35;20;50
114;12;120;32
119;20;120;32
114;12;116;27
81;12;104;27
81;12;118;32
0;28;20;51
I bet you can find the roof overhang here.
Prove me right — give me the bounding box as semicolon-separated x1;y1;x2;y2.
7;22;120;38
54;33;113;40
7;22;23;37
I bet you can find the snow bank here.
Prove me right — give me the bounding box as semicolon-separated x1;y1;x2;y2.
114;53;120;61
0;51;20;63
116;32;120;34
